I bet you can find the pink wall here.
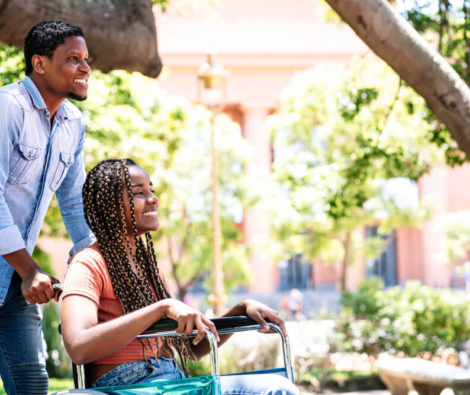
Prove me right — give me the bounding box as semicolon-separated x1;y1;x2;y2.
396;227;423;283
45;1;470;294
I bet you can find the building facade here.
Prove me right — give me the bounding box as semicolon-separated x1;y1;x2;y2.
42;1;470;312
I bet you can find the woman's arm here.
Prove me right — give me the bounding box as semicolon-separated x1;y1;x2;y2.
61;295;218;365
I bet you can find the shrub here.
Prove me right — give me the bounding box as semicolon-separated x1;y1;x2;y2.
338;277;470;357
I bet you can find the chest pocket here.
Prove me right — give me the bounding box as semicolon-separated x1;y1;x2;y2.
7;143;42;185
50;152;74;192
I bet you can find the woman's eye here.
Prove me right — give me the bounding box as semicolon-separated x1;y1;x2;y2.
69;56;78;61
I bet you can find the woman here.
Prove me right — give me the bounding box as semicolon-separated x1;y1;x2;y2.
61;159;298;395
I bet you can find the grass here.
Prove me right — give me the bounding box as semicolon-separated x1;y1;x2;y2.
0;377;74;394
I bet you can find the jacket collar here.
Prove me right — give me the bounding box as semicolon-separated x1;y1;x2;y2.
23;76;69;123
23;76;47;110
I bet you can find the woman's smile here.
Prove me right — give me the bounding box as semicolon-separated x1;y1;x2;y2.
142;210;158;218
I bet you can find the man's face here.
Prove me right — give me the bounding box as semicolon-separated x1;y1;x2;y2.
41;36;90;101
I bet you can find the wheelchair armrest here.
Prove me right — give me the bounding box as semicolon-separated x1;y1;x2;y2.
142;315;259;335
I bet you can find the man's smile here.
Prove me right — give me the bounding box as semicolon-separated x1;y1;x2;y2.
73;77;88;87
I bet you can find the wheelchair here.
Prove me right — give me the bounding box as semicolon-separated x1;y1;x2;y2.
52;315;295;395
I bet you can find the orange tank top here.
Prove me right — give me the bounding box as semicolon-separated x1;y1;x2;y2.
62;241;174;365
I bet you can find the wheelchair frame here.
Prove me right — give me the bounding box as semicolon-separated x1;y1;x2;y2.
72;316;294;390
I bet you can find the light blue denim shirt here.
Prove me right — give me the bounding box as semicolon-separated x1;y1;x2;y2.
0;76;95;306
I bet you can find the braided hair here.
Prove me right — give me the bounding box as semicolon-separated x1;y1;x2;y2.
82;159;193;376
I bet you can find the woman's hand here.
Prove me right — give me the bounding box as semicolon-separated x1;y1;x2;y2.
163;299;219;345
242;299;288;337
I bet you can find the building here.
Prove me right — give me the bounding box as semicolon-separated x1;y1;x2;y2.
42;0;470;313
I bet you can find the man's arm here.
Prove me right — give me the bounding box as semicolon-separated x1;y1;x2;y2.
55;118;95;259
0;92;58;304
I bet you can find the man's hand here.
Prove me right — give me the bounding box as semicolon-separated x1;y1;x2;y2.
21;268;59;304
3;248;60;304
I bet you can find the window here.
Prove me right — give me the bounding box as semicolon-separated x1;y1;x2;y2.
366;227;398;287
279;253;312;290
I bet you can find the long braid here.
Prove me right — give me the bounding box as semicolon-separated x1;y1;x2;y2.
83;159;193;376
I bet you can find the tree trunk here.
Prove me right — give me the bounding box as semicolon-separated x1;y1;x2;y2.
0;0;162;78
178;286;188;303
324;0;470;158
340;232;351;291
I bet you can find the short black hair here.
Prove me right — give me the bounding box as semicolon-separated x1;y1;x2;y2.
24;21;84;75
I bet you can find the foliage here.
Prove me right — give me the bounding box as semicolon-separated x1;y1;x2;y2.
152;0;172;10
338;277;470;356
267;57;439;288
0;378;74;394
42;302;72;379
0;43;254;297
32;247;72;379
435;210;470;264
0;44;24;87
320;0;470;166
32;245;55;276
186;330;280;377
73;70;254;297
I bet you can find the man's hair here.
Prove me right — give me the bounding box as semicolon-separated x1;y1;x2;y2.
83;159;194;376
24;21;84;75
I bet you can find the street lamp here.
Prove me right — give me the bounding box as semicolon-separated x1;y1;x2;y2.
197;51;229;317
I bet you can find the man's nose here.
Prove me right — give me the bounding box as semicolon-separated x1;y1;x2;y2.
80;59;91;74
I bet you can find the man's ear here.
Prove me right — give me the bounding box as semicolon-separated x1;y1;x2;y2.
31;54;46;75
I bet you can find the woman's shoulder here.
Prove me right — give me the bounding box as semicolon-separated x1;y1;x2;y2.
69;241;107;271
63;242;109;303
64;241;110;290
71;241;103;261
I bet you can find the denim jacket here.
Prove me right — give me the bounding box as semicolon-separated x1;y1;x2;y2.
0;76;95;306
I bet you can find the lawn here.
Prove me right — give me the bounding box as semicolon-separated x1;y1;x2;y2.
0;377;74;394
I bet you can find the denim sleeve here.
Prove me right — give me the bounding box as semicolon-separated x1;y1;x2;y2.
0;92;26;256
56;118;95;259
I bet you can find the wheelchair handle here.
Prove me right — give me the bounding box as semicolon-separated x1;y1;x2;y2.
142;315;259;334
139;316;293;384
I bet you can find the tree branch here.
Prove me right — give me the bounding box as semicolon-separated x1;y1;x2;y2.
380;77;402;131
0;0;162;77
167;236;182;292
324;0;470;158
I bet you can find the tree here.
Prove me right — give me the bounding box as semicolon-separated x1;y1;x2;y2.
267;57;438;290
322;0;470;163
0;44;254;299
435;210;470;265
76;71;254;299
0;0;165;77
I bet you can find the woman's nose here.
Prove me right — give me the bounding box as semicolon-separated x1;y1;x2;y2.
148;194;159;205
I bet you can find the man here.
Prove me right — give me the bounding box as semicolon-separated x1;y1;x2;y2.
0;21;94;395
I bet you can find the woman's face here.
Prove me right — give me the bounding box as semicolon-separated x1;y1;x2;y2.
121;165;160;236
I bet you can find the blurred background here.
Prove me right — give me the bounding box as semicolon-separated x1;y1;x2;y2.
2;0;470;394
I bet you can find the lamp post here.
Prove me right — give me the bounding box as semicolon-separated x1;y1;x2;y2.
197;51;229;317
